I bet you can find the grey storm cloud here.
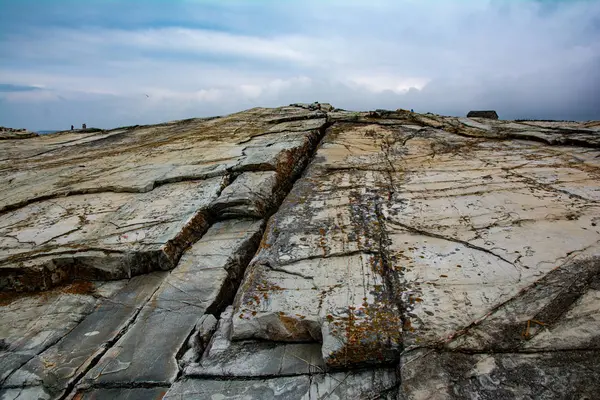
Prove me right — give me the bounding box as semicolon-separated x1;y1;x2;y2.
0;0;599;130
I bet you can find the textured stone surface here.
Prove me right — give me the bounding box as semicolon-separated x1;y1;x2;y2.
1;105;599;399
0;127;37;140
399;349;600;400
185;306;325;377
211;171;280;218
0;386;51;399
0;178;226;292
0;106;328;292
0;108;326;212
3;274;165;397
165;368;397;400
74;387;169;400
81;219;263;386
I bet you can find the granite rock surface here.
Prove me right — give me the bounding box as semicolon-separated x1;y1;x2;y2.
1;105;599;399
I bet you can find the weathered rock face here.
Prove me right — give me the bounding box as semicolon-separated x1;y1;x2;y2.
0;107;327;292
1;106;599;399
0;127;37;140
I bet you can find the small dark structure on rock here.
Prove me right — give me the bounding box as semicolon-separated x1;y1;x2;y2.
82;123;87;129
467;110;499;120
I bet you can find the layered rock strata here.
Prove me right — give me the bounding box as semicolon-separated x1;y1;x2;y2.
1;105;599;399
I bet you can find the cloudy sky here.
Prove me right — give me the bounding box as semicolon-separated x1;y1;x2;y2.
1;0;599;131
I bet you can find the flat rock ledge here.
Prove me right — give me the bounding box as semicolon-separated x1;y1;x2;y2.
1;105;599;399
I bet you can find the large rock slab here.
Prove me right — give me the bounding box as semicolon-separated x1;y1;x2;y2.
231;124;408;367
231;114;600;370
184;306;325;377
0;107;327;213
375;129;600;349
1;106;330;292
445;257;600;353
0;279;129;387
0;386;52;399
0;177;226;291
211;171;280;218
165;368;397;400
1;105;599;399
73;387;169;400
80;219;264;387
2;273;165;397
399;349;600;400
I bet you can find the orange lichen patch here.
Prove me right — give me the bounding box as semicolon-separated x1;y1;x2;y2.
407;295;423;304
0;280;96;307
60;280;96;295
318;227;329;256
522;319;548;339
367;254;387;276
0;291;28;306
326;300;402;368
317;284;343;309
279;314;305;335
163;210;211;261
258;233;273;250
156;391;167;400
240;272;284;312
275;148;298;179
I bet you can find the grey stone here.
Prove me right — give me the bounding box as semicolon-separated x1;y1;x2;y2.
166;368;397;400
0;107;327;212
185;307;325;377
0;386;51;399
0;106;330;293
458;117;493;131
0;127;37;140
81;219;264;386
0;352;31;384
4;273;166;395
447;257;600;353
179;314;218;367
211;171;280;218
73;387;169;400
187;341;325;377
164;376;311;400
399;349;600;400
309;369;397;399
0;178;226;292
2;105;600;400
0;286;99;356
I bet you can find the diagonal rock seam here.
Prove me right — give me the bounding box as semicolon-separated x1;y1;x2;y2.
2;106;599;399
56;115;335;397
55;283;166;400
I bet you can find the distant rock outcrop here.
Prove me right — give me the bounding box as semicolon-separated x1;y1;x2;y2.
467;110;499;119
0;126;37;140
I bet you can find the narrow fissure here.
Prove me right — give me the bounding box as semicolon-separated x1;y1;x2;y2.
172;118;335;373
58;282;165;400
59;116;335;398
